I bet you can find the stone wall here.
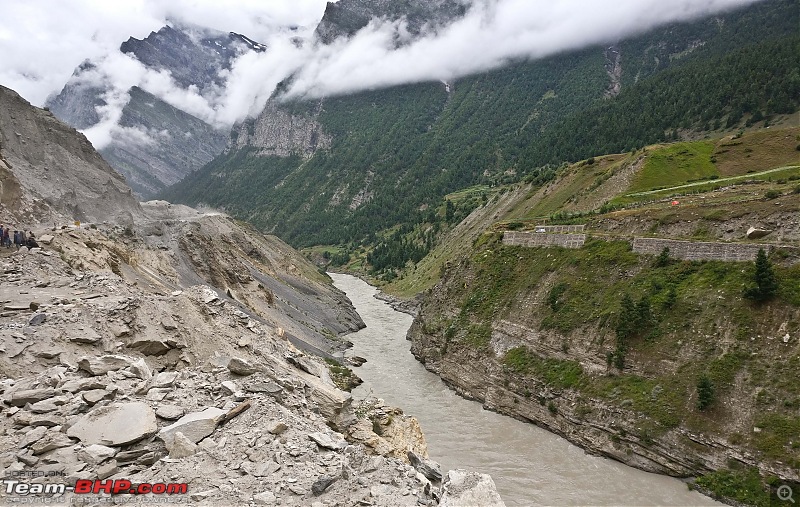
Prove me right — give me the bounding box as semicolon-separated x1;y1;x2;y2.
632;237;766;262
530;225;585;233
503;231;586;249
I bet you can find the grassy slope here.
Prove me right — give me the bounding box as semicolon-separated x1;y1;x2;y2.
401;127;800;504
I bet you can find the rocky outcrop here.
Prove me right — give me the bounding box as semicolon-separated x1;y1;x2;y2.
408;238;800;486
231;100;331;158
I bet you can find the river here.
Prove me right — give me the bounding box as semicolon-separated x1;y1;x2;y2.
330;273;720;507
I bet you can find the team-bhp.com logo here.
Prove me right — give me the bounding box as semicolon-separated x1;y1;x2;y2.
3;478;188;496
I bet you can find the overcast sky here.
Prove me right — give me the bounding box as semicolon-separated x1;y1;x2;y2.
0;0;763;148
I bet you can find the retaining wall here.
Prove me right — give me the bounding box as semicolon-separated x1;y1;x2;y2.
632;237;766;262
503;231;586;249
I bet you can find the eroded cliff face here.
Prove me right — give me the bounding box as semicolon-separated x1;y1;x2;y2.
231;101;331;158
408;233;799;484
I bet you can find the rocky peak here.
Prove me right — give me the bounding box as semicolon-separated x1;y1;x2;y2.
315;0;469;44
119;24;266;92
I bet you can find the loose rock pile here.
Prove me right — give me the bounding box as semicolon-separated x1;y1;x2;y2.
0;225;505;506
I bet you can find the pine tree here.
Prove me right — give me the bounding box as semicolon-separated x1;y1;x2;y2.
744;248;779;301
697;375;715;411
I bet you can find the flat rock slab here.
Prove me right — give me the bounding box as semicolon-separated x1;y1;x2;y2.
159;407;226;446
67;402;157;446
308;431;347;451
155;405;185;421
78;355;132;376
10;388;59;406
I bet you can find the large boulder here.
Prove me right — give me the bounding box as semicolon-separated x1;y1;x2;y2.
746;226;772;239
67;402;157;446
439;470;505;507
159;407;226;446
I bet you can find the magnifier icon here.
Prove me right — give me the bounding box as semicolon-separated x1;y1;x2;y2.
778;485;795;503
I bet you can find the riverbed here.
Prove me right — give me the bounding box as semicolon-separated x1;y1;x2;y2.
330;273;720;507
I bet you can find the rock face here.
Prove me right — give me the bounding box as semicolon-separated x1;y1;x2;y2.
230;101;331;158
0;85;143;225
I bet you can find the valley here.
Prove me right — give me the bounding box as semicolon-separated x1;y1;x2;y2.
1;0;799;505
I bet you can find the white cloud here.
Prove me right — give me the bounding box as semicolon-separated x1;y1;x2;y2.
0;0;765;143
284;0;764;99
0;0;329;106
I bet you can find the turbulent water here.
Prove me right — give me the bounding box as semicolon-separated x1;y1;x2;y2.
330;273;721;507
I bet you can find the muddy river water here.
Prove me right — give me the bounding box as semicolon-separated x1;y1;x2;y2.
330;273;720;506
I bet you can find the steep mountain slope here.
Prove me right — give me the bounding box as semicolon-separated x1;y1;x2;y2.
99;87;227;196
399;127;800;505
46;24;262;198
164;0;799;250
0;85;142;226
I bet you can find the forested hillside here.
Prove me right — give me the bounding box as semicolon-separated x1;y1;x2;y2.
163;0;798;254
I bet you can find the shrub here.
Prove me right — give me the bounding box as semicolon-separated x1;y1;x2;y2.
654;247;671;267
764;190;780;199
697;374;715;410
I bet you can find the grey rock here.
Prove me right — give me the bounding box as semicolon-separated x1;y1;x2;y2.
408;451;442;482
38;234;54;244
312;475;338;495
159;407;225;446
30;414;65;427
31;432;76;455
227;357;258;376
129;358;152;380
28;313;47;326
268;421;288;435
161;318;178;331
10;388;59;406
18;426;48;448
746;226;772;239
152;371;179;388
77;355;132;375
82;389;115;405
96;459;119;480
253;491;277;505
166;431;198;458
28;399;60;414
155;405;185;421
78;444;117;465
220;380;237;395
308;431;347;451
61;378;107;393
129;336;171;355
67;402;157;446
17;452;39;466
68;330;101;344
439;470;505;507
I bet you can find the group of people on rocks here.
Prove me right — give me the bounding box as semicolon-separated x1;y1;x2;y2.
0;225;38;249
